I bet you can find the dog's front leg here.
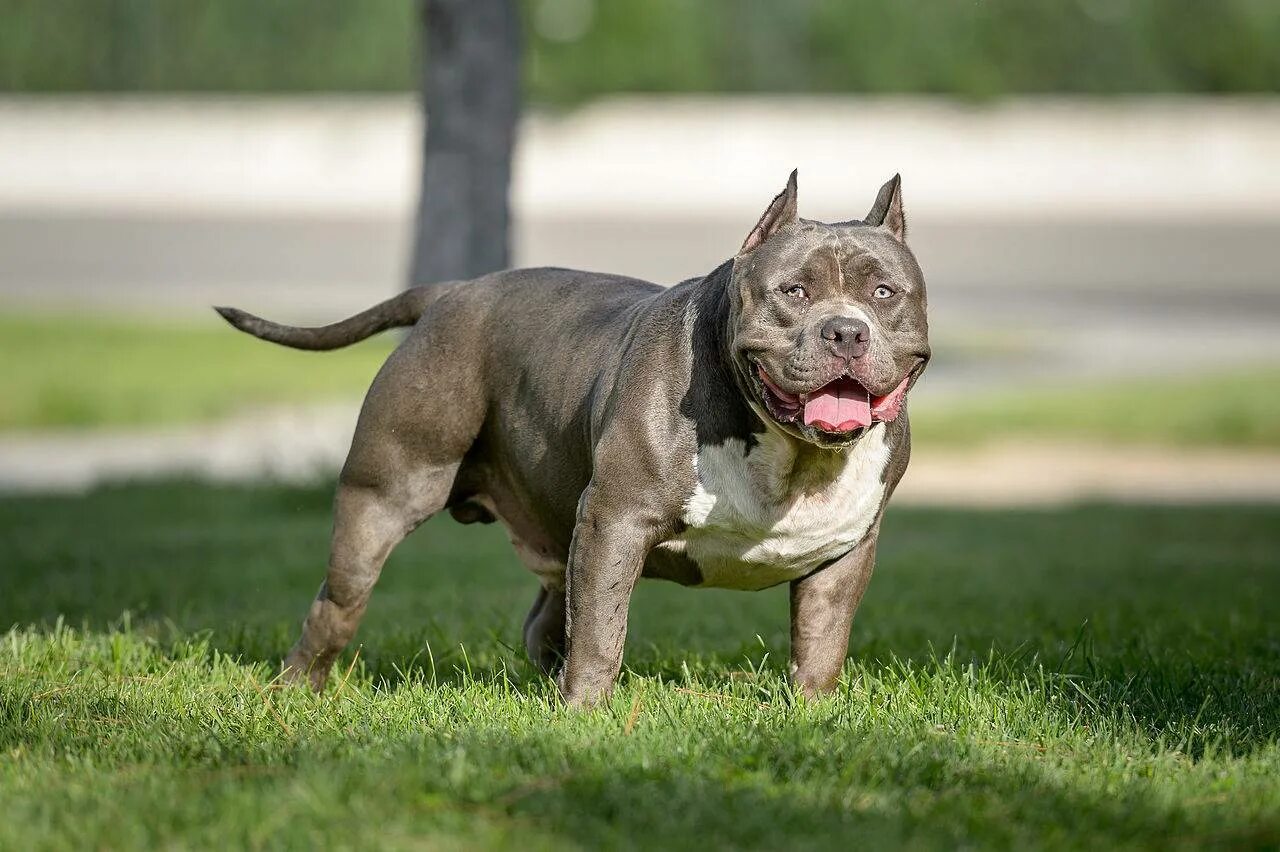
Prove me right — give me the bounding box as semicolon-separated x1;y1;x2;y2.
556;498;657;709
788;521;881;698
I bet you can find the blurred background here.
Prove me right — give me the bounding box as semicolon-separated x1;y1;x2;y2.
2;0;1278;501
5;8;1280;843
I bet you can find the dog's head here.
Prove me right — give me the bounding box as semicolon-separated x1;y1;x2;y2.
728;171;930;448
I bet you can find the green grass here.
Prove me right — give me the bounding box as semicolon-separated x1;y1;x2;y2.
0;312;393;430
2;481;1279;848
911;368;1280;449
4;311;1279;449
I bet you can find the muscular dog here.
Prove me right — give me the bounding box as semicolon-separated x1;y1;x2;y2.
217;172;929;708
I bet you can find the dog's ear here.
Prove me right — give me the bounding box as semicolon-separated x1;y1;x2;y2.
864;174;906;243
740;169;798;254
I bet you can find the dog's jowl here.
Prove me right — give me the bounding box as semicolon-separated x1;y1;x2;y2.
217;171;930;708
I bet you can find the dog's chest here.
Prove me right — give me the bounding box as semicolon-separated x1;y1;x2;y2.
658;425;890;590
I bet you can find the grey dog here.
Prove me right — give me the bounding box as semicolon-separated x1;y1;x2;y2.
217;171;930;708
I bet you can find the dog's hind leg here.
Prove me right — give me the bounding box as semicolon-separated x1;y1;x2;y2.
280;326;482;691
522;583;566;676
280;469;456;691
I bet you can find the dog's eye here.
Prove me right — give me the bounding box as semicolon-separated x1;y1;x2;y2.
873;285;895;299
783;284;809;300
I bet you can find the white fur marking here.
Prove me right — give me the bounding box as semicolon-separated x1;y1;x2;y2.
663;424;890;590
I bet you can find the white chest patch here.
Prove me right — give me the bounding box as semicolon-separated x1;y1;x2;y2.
658;424;890;590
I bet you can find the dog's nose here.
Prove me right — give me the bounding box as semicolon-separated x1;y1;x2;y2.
820;316;871;360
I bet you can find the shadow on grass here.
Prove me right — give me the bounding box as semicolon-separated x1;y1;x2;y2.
3;481;1278;756
433;725;1280;849
8;675;1276;848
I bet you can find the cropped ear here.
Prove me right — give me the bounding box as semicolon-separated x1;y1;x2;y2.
864;174;906;243
740;169;798;254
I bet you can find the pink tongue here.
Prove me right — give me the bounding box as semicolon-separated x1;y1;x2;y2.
803;379;871;432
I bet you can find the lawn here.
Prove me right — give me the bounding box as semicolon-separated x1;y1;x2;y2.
4;310;1278;448
2;481;1278;849
909;369;1280;450
0;311;394;431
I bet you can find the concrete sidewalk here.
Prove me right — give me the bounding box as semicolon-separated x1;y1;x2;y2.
3;401;1279;505
3;95;1279;220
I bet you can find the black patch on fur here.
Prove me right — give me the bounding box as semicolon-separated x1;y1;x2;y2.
449;501;496;525
679;261;763;453
641;546;705;586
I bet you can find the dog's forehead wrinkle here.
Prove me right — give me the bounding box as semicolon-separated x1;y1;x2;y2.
829;246;846;290
837;235;920;291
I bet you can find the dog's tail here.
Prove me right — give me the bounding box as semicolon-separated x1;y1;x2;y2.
214;285;448;351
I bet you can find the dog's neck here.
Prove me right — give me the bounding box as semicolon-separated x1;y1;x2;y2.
676;259;761;451
694;259;744;386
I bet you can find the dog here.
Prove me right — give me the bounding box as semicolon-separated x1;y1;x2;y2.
217;171;929;708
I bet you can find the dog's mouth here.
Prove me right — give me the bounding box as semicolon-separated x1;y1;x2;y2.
753;364;912;436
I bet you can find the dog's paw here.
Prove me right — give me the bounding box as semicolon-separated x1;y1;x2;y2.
280;653;329;693
556;672;612;711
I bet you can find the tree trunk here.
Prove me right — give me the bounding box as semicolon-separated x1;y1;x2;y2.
409;0;520;287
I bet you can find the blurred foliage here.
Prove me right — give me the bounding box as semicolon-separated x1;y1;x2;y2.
0;0;417;92
1;0;1278;100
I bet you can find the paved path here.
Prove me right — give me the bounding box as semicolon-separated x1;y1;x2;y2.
0;404;357;493
3;400;1279;505
5;95;1280;219
899;443;1280;506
